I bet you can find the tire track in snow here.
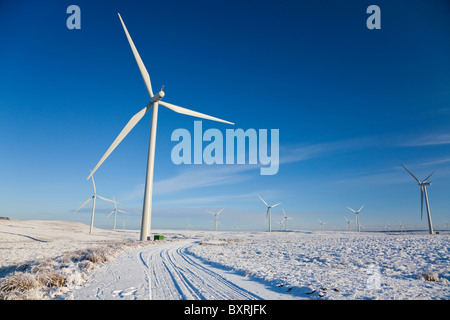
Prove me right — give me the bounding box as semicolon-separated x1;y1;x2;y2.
141;240;261;300
71;239;263;300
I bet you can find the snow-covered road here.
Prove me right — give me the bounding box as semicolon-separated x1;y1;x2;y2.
69;239;295;300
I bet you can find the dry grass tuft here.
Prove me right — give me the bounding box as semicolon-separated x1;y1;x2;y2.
0;240;155;300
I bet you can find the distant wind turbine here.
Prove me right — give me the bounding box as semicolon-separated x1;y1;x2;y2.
281;209;292;231
399;221;407;232
86;14;234;241
347;205;364;232
385;223;391;232
185;218;192;230
319;219;326;231
344;216;353;231
276;220;284;231
207;208;224;231
74;174;115;234
257;195;281;232
106;197;129;230
401;164;435;235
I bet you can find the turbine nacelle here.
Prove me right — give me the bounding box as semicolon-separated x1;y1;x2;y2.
150;88;165;103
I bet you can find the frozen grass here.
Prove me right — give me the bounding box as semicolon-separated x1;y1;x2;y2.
0;240;155;300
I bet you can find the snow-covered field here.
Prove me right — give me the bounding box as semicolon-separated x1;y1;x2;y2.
189;231;450;300
1;219;449;300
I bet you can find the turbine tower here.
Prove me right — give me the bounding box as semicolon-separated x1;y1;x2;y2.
401;164;435;235
347;205;364;232
257;195;281;232
74;174;115;234
87;14;234;241
207;208;224;231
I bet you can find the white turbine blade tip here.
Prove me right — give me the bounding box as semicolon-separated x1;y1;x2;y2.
118;14;154;98
159;101;234;125
401;164;420;183
74;197;93;214
87;105;150;180
257;194;269;207
272;202;282;208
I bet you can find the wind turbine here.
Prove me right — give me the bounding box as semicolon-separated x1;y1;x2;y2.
207;208;224;231
401;164;435;235
106;197;129;230
281;209;292;231
74;174;115;234
318;219;326;231
257;195;281;232
276;220;284;231
344;216;353;231
399;221;407;232
347;205;364;233
185;218;192;230
86;14;234;241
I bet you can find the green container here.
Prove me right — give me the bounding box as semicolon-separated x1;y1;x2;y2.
154;235;164;241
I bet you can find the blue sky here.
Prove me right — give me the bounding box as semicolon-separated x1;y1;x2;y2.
1;0;450;232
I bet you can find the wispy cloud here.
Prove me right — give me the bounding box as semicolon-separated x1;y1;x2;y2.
280;136;381;164
398;133;450;147
121;164;259;202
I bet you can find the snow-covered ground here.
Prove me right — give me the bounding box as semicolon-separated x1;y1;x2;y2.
188;231;450;300
1;220;449;300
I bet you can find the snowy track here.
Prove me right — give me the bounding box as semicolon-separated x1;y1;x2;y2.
70;240;267;300
146;240;260;300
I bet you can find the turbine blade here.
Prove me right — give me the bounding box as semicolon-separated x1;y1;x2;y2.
91;173;96;194
87;105;150;180
422;171;435;183
257;194;269;207
74;197;93;214
207;211;216;215
106;210;115;219
96;195;116;203
401;164;420;183
347;207;356;213
271;202;282;208
159;101;234;125
118;210;129;214
358;205;364;213
117;13;154;98
217;208;224;215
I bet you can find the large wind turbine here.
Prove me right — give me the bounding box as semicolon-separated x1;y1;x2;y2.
257;195;281;232
86;14;234;241
106;196;129;230
347;205;364;232
207;208;224;231
74;174;115;234
401;164;435;235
